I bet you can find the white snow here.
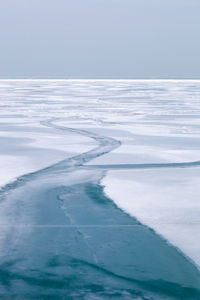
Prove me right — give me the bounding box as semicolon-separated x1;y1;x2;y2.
102;168;200;266
1;79;200;268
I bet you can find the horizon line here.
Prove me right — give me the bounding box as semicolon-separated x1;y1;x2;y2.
0;77;200;81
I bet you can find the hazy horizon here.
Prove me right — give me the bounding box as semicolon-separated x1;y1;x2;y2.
1;0;200;78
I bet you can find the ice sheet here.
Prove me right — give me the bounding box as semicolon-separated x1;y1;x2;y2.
1;79;200;272
102;168;200;267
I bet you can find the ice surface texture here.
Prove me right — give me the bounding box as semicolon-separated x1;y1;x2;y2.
0;80;200;299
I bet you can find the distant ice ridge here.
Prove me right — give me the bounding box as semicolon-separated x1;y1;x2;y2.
1;79;200;270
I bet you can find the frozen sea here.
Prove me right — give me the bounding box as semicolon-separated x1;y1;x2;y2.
0;79;200;299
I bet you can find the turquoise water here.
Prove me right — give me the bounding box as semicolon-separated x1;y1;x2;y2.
1;80;200;299
0;120;200;299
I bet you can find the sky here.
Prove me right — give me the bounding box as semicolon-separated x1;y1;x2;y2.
0;0;200;79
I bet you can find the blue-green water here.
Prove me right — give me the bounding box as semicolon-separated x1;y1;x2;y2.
0;119;200;299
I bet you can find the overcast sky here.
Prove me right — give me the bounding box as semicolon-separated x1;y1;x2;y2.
0;0;200;78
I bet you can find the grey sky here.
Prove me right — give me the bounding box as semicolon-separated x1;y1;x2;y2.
0;0;200;78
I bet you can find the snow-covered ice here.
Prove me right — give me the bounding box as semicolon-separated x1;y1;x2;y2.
1;79;200;274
